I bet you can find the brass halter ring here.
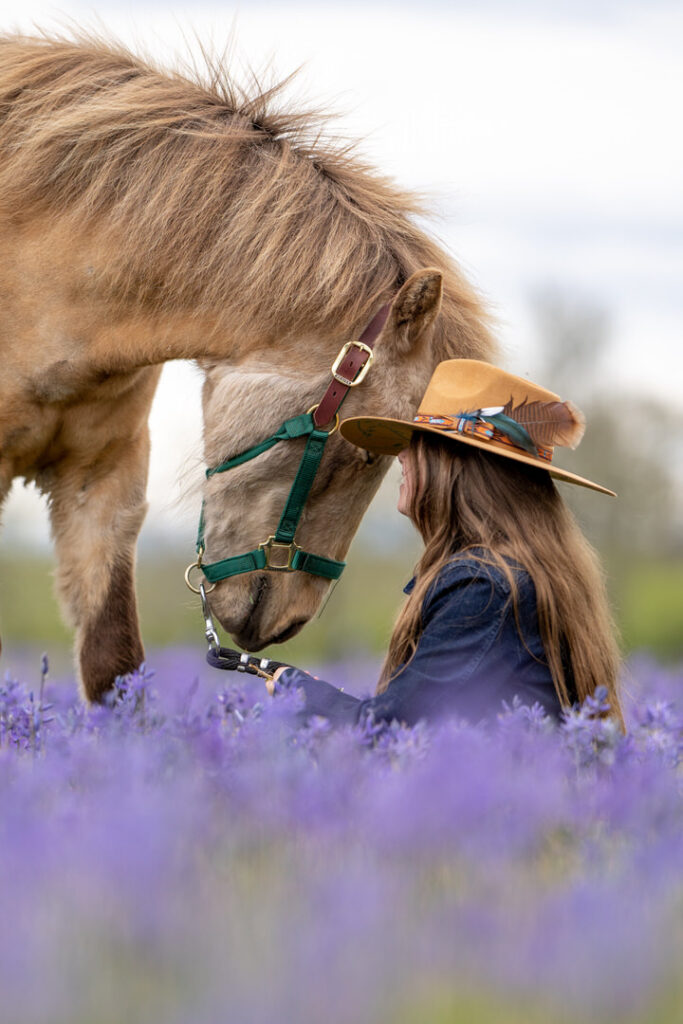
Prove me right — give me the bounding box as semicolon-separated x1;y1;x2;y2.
184;559;216;595
306;404;340;435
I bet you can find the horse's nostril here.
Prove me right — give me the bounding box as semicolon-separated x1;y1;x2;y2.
250;574;269;614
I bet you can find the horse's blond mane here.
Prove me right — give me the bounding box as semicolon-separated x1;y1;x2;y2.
0;32;493;357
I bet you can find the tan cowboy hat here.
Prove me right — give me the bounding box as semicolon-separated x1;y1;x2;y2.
340;359;615;496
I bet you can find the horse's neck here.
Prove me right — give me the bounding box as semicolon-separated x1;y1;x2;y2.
7;219;362;378
2;226;230;384
88;310;240;371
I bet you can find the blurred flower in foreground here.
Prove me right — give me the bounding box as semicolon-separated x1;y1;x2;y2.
0;653;680;1024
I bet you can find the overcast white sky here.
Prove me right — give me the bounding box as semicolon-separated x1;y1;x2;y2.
2;0;681;547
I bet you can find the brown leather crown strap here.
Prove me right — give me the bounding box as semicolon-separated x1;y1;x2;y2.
313;302;392;428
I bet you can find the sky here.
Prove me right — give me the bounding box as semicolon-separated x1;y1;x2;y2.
1;0;681;548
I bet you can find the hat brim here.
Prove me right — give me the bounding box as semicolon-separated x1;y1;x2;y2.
339;416;616;497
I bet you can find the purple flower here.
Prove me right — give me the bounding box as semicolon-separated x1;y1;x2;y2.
0;651;679;1023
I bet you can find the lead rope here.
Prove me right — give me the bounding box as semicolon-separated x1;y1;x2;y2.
199;582;285;692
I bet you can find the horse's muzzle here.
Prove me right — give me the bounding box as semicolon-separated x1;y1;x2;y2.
207;573;318;652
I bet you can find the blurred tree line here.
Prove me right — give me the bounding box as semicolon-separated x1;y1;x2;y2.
530;289;683;659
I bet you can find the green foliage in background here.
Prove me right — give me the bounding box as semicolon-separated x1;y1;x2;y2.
617;560;683;662
0;533;419;673
2;544;682;676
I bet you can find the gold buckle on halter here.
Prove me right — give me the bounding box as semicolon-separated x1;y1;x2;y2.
259;536;300;571
331;341;374;387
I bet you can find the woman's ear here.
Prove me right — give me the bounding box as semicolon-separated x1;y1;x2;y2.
389;268;443;353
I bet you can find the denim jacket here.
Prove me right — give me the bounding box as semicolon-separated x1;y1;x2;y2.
279;554;571;727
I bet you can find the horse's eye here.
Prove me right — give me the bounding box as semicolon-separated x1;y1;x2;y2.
362;449;377;466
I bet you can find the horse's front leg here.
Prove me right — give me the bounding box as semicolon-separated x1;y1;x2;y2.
0;473;12;658
48;430;151;703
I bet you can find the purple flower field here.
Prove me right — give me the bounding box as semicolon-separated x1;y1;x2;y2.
1;649;681;1024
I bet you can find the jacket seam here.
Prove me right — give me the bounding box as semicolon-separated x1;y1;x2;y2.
455;613;505;683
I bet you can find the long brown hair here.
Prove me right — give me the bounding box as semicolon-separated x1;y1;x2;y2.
378;433;624;726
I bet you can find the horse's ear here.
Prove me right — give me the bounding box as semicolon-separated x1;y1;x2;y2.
388;268;443;352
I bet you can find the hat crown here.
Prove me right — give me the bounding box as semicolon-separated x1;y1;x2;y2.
418;360;560;417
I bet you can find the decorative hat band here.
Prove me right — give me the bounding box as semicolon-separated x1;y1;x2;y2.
413;410;554;462
413;394;588;464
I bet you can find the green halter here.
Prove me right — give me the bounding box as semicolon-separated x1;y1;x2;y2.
185;301;392;593
194;410;344;584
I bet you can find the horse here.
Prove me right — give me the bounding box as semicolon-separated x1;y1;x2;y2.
0;33;495;702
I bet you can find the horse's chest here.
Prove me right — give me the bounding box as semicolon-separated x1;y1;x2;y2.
0;397;77;488
0;371;153;489
0;389;58;465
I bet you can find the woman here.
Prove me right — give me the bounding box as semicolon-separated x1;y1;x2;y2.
270;359;624;729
